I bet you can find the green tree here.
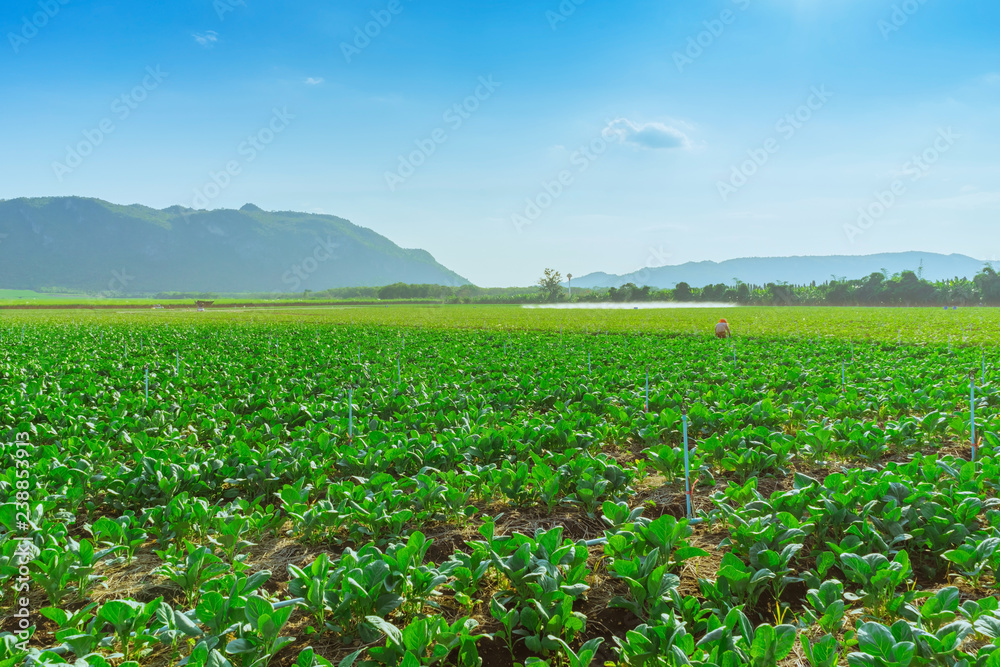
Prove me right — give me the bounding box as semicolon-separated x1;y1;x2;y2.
537;268;564;302
974;266;1000;305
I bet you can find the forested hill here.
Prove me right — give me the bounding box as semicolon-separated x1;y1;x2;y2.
0;197;468;293
572;252;989;289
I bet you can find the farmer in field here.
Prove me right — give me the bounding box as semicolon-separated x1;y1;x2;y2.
715;318;731;339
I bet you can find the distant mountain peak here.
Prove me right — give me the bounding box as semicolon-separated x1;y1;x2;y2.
0;197;469;293
571;252;990;289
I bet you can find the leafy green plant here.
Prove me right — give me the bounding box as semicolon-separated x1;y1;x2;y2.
613;611;694;667
699;552;775;616
444;546;489;608
41;602;101;659
153;600;205;660
804;579;846;634
633;515;708;571
737;622;797;667
490;597;519;663
287;553;335;630
87;514;147;563
209;516;257;567
29;547;77;605
154;540;230;605
225;595;296;667
366;615;488;667
840;550;913;618
553;637;603;667
97;597;163;661
802;634;840;667
608;548;681;621
943;536;999;588
383;531;449;616
918;586;960;632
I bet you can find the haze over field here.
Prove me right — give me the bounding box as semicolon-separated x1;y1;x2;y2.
2;1;999;287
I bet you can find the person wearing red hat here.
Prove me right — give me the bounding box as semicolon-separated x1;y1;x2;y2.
715;318;731;339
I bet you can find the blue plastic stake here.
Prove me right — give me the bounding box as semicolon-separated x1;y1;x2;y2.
983;349;987;385
971;373;977;461
842;361;846;391
348;387;354;440
144;366;149;404
683;410;692;520
645;367;649;413
396;353;401;386
588;351;591;374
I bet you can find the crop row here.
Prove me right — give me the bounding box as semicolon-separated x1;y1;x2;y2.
0;322;998;667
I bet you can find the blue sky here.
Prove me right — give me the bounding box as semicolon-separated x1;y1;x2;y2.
2;0;998;286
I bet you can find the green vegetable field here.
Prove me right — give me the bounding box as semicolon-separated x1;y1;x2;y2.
2;306;1000;667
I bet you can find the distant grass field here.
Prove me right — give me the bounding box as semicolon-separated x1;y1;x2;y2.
0;304;997;345
0;289;87;301
0;294;290;306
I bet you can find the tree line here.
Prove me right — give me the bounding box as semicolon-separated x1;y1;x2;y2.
130;265;1000;306
535;266;1000;306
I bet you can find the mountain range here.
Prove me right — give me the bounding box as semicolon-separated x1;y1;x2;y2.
570;252;993;289
0;197;468;293
1;198;992;295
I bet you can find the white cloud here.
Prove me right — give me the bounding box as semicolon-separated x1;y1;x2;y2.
304;77;325;85
982;72;1000;86
607;118;691;150
921;190;1000;210
193;31;219;48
